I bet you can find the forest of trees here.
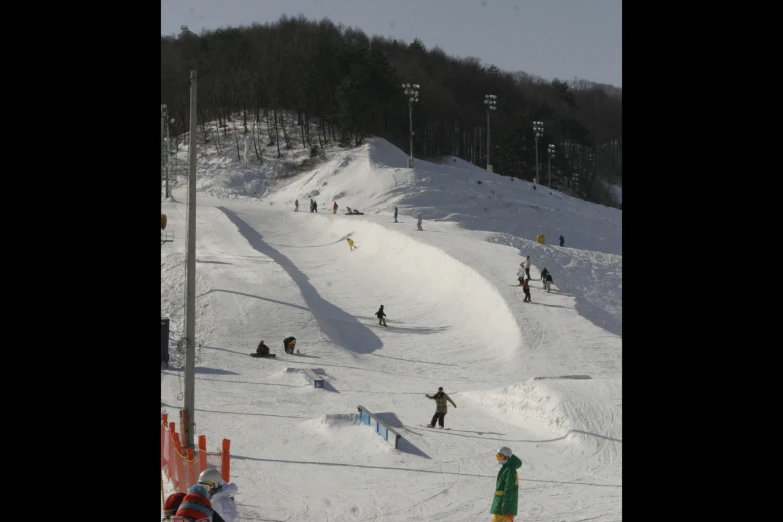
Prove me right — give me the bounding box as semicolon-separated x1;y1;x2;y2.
161;15;622;207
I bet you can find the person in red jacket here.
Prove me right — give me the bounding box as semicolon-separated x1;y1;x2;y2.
333;201;338;214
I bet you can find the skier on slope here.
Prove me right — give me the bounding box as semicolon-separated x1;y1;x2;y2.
347;238;357;251
333;201;338;214
559;234;565;247
425;386;456;428
490;447;522;522
295;199;299;211
198;468;240;522
394;206;398;222
524;256;532;280
416;214;423;231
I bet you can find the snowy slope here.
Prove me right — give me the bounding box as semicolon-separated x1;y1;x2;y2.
161;132;622;521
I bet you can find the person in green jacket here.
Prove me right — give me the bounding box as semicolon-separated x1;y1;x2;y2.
491;446;522;521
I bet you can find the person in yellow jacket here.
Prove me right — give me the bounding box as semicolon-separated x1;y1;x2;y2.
347;238;357;251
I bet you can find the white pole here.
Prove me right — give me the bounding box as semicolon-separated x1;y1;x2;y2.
184;70;197;448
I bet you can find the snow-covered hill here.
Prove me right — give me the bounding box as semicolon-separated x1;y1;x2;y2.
161;123;622;521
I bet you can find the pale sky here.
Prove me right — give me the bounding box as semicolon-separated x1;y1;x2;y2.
161;0;622;87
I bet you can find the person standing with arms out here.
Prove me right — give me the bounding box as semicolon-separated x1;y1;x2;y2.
425;386;456;428
375;305;387;326
490;447;522;522
394;206;398;222
524;256;532;280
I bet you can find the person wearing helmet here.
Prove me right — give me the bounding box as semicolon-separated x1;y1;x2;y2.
283;336;297;354
425;386;456;428
197;468;239;522
491;447;522;521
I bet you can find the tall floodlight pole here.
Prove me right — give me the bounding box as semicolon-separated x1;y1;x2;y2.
485;95;497;172
533;121;544;185
403;83;419;168
161;104;166;196
547;143;555;188
184;70;198;448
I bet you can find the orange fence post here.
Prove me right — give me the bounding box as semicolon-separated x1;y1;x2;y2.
166;422;177;481
161;414;168;468
221;439;231;483
186;448;198;489
174;435;186;493
198;435;207;475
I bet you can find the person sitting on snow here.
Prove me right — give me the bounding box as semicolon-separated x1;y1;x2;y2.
256;340;272;356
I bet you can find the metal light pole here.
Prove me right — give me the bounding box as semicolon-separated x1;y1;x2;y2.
533;121;544;185
484;95;497;172
183;70;198;449
161;104;166;196
572;172;579;197
547;143;555;188
403;83;419;168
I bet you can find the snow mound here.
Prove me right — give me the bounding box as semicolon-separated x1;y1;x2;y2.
460;381;572;437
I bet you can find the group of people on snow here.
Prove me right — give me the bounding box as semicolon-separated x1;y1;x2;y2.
517;255;557;301
162;468;240;522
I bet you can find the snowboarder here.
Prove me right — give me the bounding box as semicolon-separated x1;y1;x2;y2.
295;199;299;211
333;201;338;214
559;235;564;247
522;279;531;302
375;305;387;326
347;238;357;251
425;387;456;428
198;468;240;522
517;263;526;286
491;447;522;522
416;214;423;231
255;340;273;357
524;256;532;280
543;272;553;292
283;336;297;354
394;206;398;222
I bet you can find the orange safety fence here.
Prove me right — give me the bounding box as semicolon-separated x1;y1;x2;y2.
160;412;231;493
